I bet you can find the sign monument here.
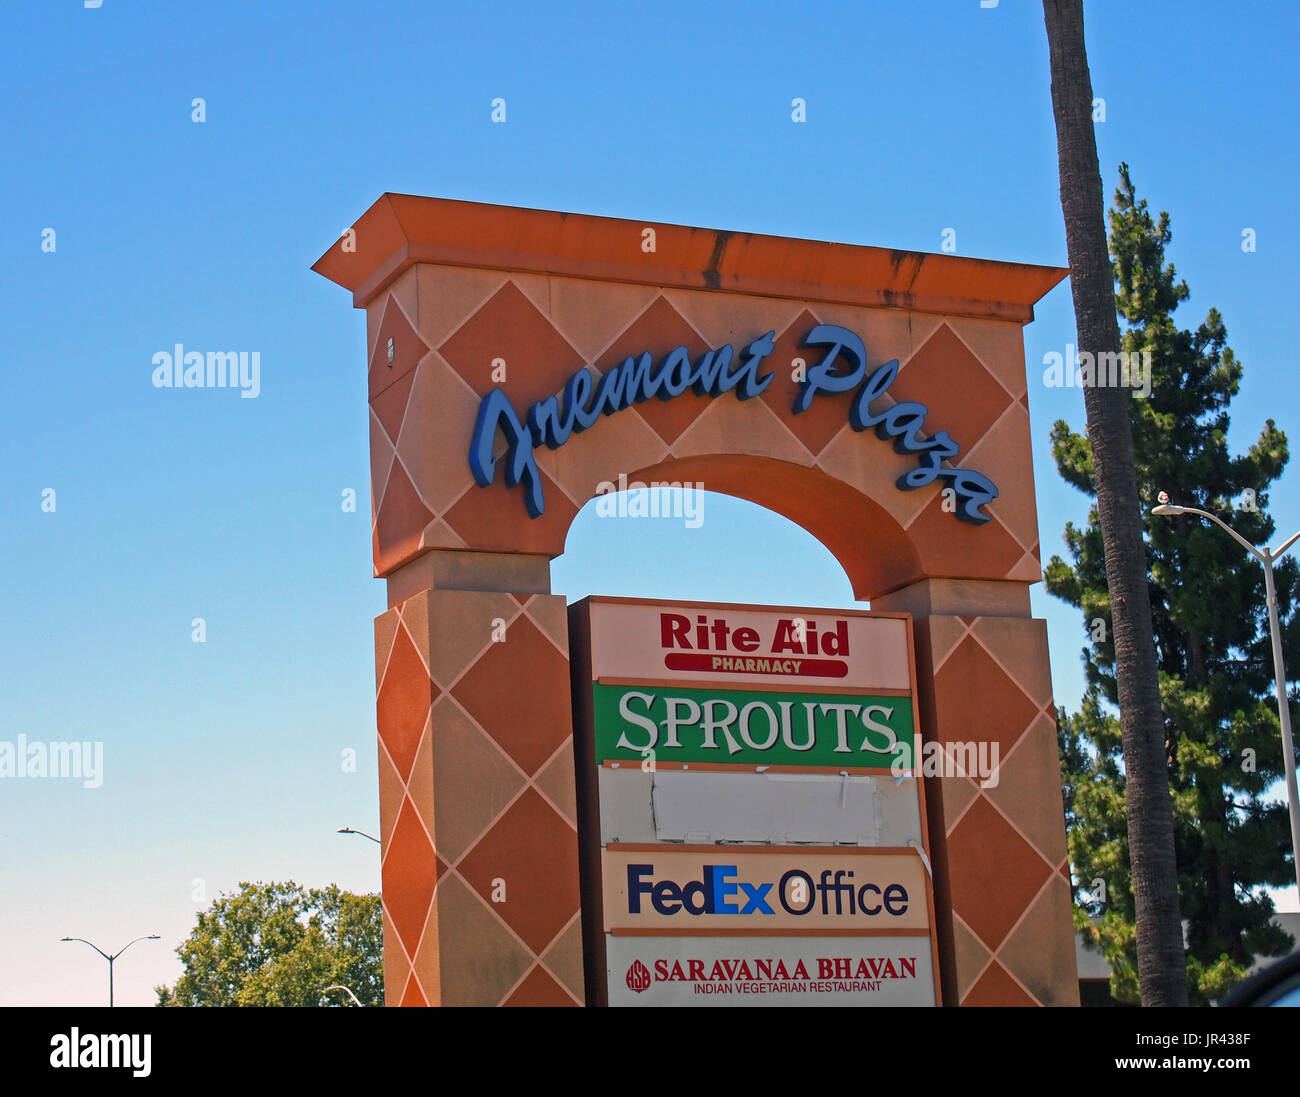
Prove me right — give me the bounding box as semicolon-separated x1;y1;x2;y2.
313;194;1077;1006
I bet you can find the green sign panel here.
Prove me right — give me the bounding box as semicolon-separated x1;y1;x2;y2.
593;683;915;769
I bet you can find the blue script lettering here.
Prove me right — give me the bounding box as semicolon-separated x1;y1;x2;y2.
794;324;869;412
468;333;775;516
468;322;998;524
799;325;998;525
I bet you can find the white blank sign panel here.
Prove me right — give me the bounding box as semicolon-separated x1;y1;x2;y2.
651;770;881;843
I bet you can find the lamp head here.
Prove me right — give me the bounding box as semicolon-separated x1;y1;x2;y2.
1152;490;1185;516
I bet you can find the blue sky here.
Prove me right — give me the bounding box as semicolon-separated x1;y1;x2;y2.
1;0;1296;1005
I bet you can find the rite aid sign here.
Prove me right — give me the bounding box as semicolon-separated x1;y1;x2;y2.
585;600;913;689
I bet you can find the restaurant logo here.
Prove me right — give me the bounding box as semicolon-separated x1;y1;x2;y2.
625;959;652;994
630;953;919;986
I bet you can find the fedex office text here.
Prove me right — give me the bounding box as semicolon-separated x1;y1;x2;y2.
626;863;910;919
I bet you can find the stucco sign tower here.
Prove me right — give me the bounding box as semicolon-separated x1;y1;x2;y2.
313;194;1076;1006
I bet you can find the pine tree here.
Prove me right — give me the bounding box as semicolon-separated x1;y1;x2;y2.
1050;164;1298;1004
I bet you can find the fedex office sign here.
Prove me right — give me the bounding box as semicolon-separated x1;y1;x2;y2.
603;848;930;933
627;863;911;919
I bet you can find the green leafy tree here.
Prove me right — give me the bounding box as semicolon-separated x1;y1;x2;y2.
1050;165;1298;1004
156;881;383;1006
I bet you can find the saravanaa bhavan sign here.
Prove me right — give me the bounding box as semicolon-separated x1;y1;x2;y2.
313;194;1077;1007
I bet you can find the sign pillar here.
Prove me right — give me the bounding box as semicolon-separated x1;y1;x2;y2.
373;551;586;1005
874;578;1078;1006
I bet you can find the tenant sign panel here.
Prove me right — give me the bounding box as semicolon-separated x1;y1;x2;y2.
569;596;940;1006
602;847;930;933
586;600;912;688
607;936;936;1007
596;767;924;846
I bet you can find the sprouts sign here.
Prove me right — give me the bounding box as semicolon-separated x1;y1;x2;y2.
593;684;916;769
570;597;940;1007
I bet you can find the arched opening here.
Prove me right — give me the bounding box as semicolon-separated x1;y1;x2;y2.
553;485;859;609
553;454;924;603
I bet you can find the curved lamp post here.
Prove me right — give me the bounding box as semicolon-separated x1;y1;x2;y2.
337;827;380;844
1151;495;1300;896
60;934;161;1007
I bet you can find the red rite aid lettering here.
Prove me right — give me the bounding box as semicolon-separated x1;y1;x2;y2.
660;613;851;678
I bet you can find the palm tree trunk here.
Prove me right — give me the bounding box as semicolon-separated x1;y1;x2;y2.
1042;0;1188;1006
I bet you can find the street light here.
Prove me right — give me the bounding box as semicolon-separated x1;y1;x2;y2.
323;984;363;1006
60;934;161;1007
337;827;381;844
1151;492;1300;896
